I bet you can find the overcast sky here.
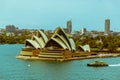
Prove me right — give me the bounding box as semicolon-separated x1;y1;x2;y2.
0;0;120;31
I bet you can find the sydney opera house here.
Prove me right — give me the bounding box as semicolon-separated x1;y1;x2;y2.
17;27;91;61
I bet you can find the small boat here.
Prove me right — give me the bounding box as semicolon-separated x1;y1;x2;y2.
87;61;108;67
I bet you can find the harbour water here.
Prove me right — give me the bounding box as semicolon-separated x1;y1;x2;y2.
0;44;120;80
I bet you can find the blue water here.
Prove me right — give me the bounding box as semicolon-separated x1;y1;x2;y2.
0;44;120;80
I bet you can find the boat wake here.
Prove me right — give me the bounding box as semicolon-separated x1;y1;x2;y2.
109;63;120;67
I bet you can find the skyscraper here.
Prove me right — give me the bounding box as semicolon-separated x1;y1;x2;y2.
67;20;72;34
81;28;87;35
6;25;16;33
105;19;110;35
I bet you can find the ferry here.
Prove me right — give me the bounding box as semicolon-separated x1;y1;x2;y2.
87;61;108;67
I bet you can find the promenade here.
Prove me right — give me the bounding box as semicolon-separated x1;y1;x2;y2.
16;53;120;61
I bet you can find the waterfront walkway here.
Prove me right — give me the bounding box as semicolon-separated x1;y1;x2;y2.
16;53;120;61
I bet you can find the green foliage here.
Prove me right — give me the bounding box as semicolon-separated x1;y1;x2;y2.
74;35;120;52
0;31;31;44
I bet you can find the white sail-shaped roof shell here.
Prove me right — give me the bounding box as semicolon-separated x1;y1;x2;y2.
79;44;91;52
45;27;76;51
69;38;76;51
37;30;48;43
25;30;48;49
52;37;68;49
25;39;41;49
31;36;45;48
55;34;71;50
55;27;72;50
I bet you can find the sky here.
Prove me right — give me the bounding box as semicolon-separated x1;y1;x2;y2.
0;0;120;31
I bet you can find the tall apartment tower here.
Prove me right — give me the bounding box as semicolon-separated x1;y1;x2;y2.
105;19;110;35
67;20;72;34
81;28;87;35
6;25;16;33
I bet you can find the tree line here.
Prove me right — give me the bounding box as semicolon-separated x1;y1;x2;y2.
0;31;31;44
74;35;120;52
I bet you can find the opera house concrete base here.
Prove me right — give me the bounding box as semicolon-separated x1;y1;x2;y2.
16;51;120;61
17;49;75;61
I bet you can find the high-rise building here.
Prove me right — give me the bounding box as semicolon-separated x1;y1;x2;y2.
67;20;72;34
81;28;87;35
105;19;110;35
6;25;16;33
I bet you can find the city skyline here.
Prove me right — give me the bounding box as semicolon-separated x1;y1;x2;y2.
0;0;120;31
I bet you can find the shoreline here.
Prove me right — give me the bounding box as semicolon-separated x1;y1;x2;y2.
16;53;120;61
